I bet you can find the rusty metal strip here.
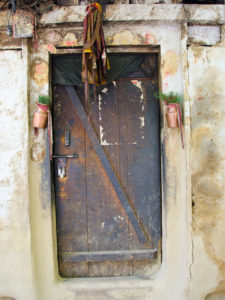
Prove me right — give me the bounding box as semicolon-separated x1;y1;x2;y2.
60;249;157;263
65;86;148;243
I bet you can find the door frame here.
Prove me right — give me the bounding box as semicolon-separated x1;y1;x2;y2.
50;45;164;277
29;22;190;298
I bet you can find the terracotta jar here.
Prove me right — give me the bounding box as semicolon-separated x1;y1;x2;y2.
33;104;48;129
166;105;178;128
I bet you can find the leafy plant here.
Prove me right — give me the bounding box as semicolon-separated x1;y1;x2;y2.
155;92;182;104
38;94;50;105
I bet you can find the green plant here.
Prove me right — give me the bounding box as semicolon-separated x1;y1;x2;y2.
155;92;182;104
38;94;50;105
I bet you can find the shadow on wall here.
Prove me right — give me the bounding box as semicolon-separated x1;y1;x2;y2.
205;281;225;300
205;291;225;300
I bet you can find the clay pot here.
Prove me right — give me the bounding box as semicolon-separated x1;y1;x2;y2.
33;104;48;129
166;105;178;128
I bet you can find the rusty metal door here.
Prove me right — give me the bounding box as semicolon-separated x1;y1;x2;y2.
53;53;161;277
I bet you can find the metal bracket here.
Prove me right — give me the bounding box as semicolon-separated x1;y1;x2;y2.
53;153;79;178
57;158;67;179
65;130;70;147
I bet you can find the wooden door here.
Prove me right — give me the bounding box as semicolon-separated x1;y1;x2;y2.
53;53;161;277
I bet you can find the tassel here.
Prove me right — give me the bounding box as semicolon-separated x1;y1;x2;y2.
81;2;110;114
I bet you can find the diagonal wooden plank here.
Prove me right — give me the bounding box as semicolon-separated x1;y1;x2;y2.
65;86;148;243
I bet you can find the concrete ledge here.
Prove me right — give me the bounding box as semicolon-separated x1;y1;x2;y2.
39;4;225;25
0;4;225;27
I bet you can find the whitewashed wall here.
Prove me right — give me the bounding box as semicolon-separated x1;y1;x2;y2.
0;48;35;299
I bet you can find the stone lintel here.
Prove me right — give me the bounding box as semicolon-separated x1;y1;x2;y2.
0;4;224;27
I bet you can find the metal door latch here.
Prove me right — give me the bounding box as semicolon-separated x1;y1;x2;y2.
53;153;79;179
57;158;66;179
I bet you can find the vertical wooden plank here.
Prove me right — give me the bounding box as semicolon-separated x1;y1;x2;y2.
54;85;89;277
126;79;152;250
126;78;145;275
86;83;131;276
125;78;161;275
117;79;132;275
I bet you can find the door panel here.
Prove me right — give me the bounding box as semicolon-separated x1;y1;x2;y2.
53;54;161;277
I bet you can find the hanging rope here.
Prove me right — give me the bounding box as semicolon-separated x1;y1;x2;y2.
81;2;110;114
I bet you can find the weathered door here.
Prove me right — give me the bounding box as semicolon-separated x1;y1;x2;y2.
53;53;161;277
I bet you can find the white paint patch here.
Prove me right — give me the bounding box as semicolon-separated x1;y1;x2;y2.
98;94;102;121
113;216;124;222
101;222;105;229
99;125;118;146
139;116;145;128
100;125;107;145
131;80;145;138
98;91;118;146
131;80;144;102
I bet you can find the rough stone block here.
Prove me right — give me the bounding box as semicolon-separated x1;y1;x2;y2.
114;0;129;3
188;26;220;45
57;0;79;4
163;0;182;2
131;0;160;3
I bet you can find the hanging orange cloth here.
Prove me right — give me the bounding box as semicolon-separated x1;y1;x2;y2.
81;2;110;112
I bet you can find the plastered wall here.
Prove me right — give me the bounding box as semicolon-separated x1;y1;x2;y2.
188;44;225;300
0;4;224;300
0;46;35;299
